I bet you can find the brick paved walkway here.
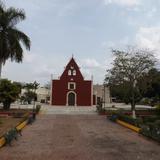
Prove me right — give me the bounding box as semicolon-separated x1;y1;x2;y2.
0;114;160;160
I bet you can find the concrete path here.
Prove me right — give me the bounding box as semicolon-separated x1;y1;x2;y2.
41;104;97;115
0;112;160;160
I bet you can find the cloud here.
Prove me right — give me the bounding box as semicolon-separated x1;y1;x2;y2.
104;0;140;7
147;7;157;18
81;58;101;68
135;26;160;59
78;58;108;83
23;52;38;63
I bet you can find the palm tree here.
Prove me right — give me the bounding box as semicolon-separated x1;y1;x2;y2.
0;1;31;77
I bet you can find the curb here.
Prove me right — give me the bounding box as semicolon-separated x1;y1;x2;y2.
0;137;6;148
0;119;28;148
116;119;140;133
16;120;28;131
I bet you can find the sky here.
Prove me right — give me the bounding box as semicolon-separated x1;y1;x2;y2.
2;0;160;85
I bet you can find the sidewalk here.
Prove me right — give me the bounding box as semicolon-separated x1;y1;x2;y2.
0;114;160;160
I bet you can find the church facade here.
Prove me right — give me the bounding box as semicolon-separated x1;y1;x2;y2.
51;57;92;106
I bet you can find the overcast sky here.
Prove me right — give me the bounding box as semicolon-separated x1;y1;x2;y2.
2;0;160;85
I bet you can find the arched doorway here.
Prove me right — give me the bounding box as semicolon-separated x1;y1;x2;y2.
67;92;76;106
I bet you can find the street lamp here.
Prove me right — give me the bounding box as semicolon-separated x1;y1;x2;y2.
32;81;39;111
103;81;107;108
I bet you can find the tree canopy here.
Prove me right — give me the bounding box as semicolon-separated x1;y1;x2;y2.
106;47;156;117
0;1;31;77
0;79;21;110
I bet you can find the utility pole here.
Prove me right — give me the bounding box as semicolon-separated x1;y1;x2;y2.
103;82;107;108
50;74;53;105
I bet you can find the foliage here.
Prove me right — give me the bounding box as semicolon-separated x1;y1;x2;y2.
110;82;142;104
109;112;143;127
106;47;156;116
111;68;160;106
140;121;160;142
21;81;39;104
0;79;21;110
108;109;160;142
156;104;160;116
4;128;18;145
0;1;31;77
23;91;37;104
44;82;51;89
138;68;160;106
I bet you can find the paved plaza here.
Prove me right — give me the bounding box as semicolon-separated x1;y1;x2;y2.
0;105;160;160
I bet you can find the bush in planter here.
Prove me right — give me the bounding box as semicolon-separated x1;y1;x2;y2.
156;104;160;116
108;112;143;127
118;114;143;127
155;120;160;126
140;125;152;138
143;115;159;123
107;110;122;122
140;121;160;142
108;114;119;122
4;128;18;146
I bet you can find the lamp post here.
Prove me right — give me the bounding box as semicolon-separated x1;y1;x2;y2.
103;82;107;108
32;81;39;111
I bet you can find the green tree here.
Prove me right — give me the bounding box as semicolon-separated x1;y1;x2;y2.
0;1;31;77
139;68;160;105
0;79;21;110
23;81;39;104
106;47;156;118
23;91;37;104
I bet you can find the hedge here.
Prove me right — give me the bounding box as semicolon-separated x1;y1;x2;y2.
140;120;160;142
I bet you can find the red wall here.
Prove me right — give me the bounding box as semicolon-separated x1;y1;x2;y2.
52;58;92;106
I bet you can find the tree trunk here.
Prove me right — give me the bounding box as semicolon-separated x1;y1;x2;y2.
0;60;2;79
3;101;11;110
131;101;136;119
131;80;136;119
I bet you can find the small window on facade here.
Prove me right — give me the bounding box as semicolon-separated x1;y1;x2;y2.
68;70;71;75
73;70;76;76
68;82;76;90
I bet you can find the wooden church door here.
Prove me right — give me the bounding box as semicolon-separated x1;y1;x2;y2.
68;92;75;106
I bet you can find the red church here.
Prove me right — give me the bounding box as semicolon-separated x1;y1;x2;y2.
51;57;92;106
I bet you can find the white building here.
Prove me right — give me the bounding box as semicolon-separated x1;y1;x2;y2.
36;87;50;103
93;84;111;105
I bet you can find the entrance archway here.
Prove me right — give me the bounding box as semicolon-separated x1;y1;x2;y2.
67;91;76;106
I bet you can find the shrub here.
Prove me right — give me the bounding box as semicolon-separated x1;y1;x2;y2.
108;111;143;127
140;122;160;142
108;114;119;122
4;128;18;145
118;114;143;127
156;104;160;116
143;115;159;123
155;120;160;127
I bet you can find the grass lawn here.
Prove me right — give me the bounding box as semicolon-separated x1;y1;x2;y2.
0;117;24;136
0;109;32;136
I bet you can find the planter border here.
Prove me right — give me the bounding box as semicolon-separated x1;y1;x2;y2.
116;119;140;133
16;119;28;131
0;136;6;148
0;118;28;148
